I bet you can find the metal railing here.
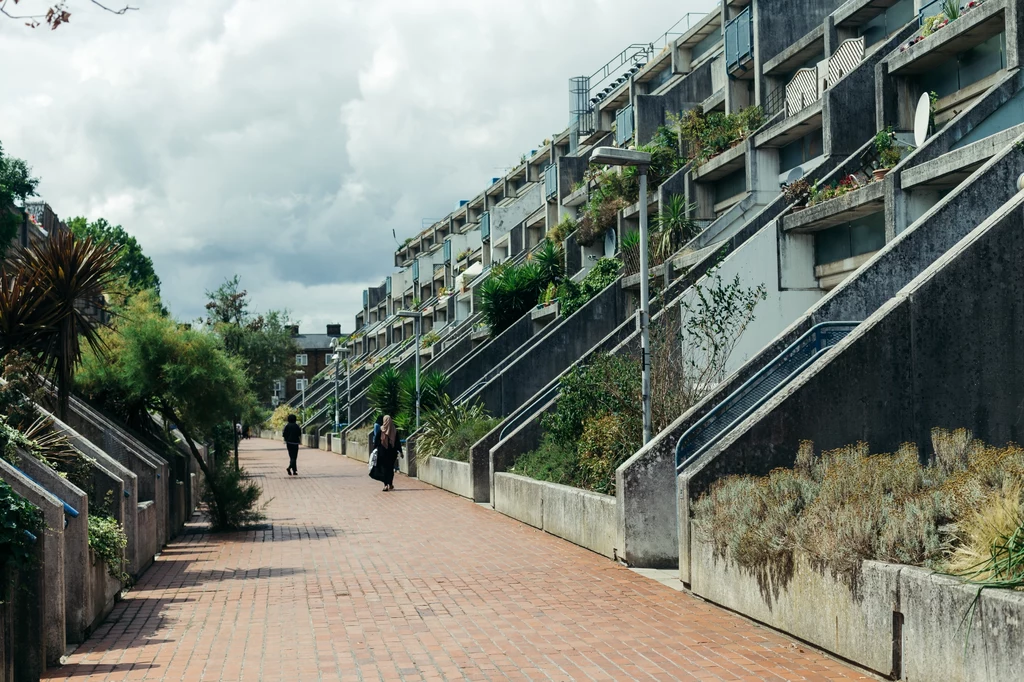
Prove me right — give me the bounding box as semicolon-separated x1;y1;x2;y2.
497;383;560;441
615;104;635;146
764;84;787;118
544;165;558;199
675;321;859;473
724;7;753;74
480;212;490;241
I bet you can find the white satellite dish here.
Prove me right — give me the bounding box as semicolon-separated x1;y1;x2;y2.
914;92;931;147
785;167;804;184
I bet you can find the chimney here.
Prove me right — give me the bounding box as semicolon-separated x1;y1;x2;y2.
326;324;341;336
287;325;299;337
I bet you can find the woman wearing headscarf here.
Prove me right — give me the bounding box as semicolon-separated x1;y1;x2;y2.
371;414;402;491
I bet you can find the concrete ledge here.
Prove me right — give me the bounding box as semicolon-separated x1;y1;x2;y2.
902;122;1024;188
136;500;157;575
492;473;617;560
783;180;886;233
886;0;1006;76
691;537;897;676
692;142;745;181
416;457;472;499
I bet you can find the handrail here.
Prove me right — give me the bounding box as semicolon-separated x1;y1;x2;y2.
23;529;37;543
17;467;80;518
674;321;859;473
498;383;560;442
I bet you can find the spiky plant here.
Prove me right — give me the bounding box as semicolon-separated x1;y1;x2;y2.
530;239;564;287
479;262;545;336
416;394;496;463
400;368;449;424
368;365;403;420
653;194;700;258
0;230;119;419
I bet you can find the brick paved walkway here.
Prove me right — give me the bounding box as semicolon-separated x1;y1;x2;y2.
46;439;869;681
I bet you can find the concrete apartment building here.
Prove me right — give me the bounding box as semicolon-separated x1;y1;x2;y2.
277;3;1024;678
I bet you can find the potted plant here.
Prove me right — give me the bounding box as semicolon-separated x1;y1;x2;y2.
873;128;902;180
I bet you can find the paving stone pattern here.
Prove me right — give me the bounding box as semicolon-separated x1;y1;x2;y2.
45;439;869;681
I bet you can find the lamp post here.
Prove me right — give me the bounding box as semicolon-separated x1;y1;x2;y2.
330;338;341;430
343;345;351;426
589;146;653;443
293;369;306;414
396;310;423;429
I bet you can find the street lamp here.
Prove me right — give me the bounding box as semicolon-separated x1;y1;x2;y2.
293;369;307;414
396;310;423;429
590;146;653;443
330;338;342;430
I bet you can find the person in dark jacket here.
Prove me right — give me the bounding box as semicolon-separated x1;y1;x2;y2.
370;414;401;491
283;414;302;476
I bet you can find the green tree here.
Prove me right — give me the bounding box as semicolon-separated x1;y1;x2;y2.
68;217;160;294
76;291;261;529
204;276;297;406
0;142;39;255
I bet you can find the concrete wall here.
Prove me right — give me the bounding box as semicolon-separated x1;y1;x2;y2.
86;547;121;636
416;456;472;499
689;536;1024;680
682;194;1024;580
15;456;90;645
692;538;898;676
493;473;619;560
0;459;65;666
2;538;46;681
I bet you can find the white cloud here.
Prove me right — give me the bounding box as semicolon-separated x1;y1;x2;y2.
0;0;716;334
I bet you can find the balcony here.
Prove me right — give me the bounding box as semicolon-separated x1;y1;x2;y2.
544;165;558;199
724;7;753;76
614;105;635;146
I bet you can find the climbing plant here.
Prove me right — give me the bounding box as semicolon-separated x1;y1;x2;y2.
88;514;128;582
0;479;44;593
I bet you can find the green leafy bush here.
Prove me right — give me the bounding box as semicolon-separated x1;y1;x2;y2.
510;436;579;485
0;479;44;591
558;257;623;318
88;514;128;582
547;215;577;244
673;105;765;167
202;456;269;532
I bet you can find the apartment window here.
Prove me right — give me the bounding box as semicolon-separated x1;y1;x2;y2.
295;354;308;366
780;129;824;173
272;380;285;397
295;378;308;392
814;212;885;266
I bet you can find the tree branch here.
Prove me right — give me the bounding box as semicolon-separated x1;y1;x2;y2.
0;0;137;28
90;0;136;15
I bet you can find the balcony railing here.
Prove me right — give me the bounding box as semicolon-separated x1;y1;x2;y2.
544;165;558;199
412;260;419;282
615;104;635;146
443;238;452;262
480;212;490;241
724;7;753;75
385;276;391;295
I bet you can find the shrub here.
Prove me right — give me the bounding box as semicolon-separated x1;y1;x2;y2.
558;257;623;318
0;479;44;591
529;239;564;289
400;369;449;422
510;435;578;485
576;414;639;495
202;456;269;531
368;365;404;421
266;404;293;430
421;330;441;348
653;194;700;258
693;432;1024;586
673;105;765;167
88;514;128;582
416;395;497;462
547;215;576;244
479;262;547;336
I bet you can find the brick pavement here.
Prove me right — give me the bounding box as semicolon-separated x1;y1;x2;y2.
45;438;871;681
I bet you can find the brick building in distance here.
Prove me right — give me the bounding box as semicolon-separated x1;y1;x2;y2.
275;324;343;405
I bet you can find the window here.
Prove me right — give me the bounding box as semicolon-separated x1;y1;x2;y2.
814;212;885;266
295;354;308;366
780;130;824;173
272;380;285;397
295;378;308;392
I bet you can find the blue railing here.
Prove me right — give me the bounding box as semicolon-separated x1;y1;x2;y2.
443;238;452;262
481;212;491;241
724;7;753;74
412;260;420;282
615;105;635;146
675;321;859;473
544;165;558;199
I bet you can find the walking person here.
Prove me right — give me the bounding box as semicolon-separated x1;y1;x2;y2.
283;414;302;476
370;414;401;491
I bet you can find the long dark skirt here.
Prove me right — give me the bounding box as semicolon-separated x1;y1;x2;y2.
371;450;398;486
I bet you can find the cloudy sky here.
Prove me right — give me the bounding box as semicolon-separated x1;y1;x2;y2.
0;0;715;333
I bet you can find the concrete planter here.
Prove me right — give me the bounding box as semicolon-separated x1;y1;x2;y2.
86;548;121;635
416;457;472;499
493;473;618;560
689;534;1024;681
530;302;559;324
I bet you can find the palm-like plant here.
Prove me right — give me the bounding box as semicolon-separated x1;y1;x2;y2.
479;262;545;336
530;239;564;286
653;194;700;259
416;394;493;462
400;369;449;420
0;230;119;419
368;365;403;420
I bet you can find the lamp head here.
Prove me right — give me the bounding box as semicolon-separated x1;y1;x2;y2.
590;146;651;167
